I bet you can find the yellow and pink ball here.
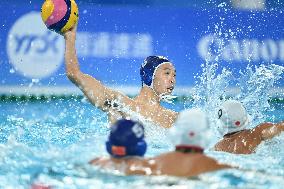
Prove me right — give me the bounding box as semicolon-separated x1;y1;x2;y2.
41;0;79;34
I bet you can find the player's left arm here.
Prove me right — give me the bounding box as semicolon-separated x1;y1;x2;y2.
254;121;284;140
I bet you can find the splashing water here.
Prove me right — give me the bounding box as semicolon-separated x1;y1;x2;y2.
187;61;283;139
189;61;233;134
237;64;284;126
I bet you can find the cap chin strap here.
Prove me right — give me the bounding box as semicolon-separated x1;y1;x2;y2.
159;93;177;104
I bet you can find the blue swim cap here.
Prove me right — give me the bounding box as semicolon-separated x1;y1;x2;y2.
140;56;171;87
106;119;147;158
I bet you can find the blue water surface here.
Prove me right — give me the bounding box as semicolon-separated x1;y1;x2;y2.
0;98;283;188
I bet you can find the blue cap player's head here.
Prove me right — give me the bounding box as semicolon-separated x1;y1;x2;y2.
106;119;147;158
140;56;176;97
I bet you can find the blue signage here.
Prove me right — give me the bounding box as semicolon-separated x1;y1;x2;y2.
1;5;283;95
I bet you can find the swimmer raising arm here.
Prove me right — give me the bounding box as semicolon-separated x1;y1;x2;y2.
64;25;133;113
63;25;178;128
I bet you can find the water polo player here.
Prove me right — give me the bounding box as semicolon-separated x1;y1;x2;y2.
90;110;231;177
64;25;178;128
214;100;284;154
90;119;150;175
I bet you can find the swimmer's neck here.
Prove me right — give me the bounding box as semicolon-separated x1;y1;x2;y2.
135;86;160;104
223;130;245;138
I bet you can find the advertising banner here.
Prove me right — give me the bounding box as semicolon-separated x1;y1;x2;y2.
1;4;283;95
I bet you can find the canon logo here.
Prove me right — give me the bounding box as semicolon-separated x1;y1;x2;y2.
6;12;64;79
197;34;284;62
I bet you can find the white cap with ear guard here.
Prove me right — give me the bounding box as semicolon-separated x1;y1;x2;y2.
217;100;250;136
168;108;210;150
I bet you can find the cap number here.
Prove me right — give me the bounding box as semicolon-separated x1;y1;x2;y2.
132;124;144;138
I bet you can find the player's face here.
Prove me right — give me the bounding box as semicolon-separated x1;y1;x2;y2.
153;63;176;95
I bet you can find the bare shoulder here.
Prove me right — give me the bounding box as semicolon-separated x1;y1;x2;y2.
214;139;224;151
89;157;109;165
201;155;232;170
158;108;178;128
124;158;156;175
89;158;99;165
103;88;137;109
162;108;178;117
119;92;136;105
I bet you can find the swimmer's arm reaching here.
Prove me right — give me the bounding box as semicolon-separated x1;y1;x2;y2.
254;121;284;140
64;26;132;111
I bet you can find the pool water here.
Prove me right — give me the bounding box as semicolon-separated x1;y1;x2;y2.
0;97;284;189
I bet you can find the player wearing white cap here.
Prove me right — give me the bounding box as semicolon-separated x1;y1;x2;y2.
91;109;231;177
214;100;284;154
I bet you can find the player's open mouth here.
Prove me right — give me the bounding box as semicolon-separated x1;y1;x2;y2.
167;87;174;92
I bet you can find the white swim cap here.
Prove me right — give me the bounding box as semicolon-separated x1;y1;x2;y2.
168;108;210;150
217;100;250;136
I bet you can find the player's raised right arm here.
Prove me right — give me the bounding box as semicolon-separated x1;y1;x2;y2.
63;26;125;111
